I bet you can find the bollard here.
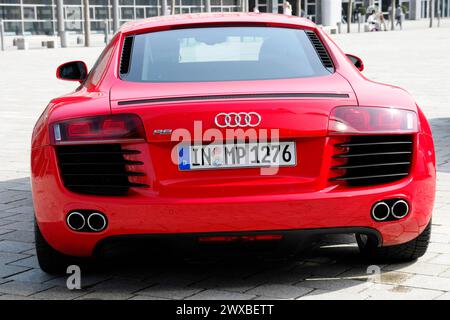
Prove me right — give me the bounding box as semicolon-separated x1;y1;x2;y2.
16;38;28;50
47;40;56;48
337;22;342;34
0;20;5;51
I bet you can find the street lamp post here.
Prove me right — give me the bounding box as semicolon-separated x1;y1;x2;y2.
391;0;395;30
83;0;91;47
437;0;441;27
0;20;5;51
162;0;168;15
112;0;120;33
347;0;353;33
242;0;249;12
429;0;434;28
205;0;211;12
56;0;67;48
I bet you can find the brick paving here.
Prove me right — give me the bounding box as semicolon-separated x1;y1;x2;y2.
0;20;450;300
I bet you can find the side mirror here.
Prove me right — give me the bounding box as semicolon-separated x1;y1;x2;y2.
56;61;88;82
346;54;364;72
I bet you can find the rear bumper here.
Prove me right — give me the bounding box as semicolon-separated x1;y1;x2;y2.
93;227;382;259
32;141;435;257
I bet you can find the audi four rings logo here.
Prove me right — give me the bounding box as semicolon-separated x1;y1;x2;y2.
214;112;262;128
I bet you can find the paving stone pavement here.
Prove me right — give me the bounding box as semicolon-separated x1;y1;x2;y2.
0;20;450;300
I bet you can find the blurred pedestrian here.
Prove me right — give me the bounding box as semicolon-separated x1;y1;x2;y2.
395;5;403;30
376;8;387;31
283;1;292;16
253;6;259;13
367;10;379;31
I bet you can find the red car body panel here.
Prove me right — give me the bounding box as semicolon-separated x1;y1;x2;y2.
31;13;435;257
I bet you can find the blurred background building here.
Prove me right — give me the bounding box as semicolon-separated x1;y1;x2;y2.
0;0;448;36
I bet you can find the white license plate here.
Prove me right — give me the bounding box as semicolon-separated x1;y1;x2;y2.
178;142;296;171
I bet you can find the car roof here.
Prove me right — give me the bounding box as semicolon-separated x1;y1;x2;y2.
119;12;317;34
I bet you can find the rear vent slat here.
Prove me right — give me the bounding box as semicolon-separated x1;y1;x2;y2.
331;162;411;170
57;150;141;156
330;135;413;186
60;160;144;166
333;151;411;158
305;30;334;70
56;144;147;196
63;172;145;177
330;173;409;182
120;36;134;75
335;141;412;147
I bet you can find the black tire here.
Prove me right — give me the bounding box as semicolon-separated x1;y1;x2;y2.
35;221;80;274
356;220;431;262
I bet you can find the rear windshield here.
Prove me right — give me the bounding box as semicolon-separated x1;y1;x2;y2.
122;27;331;83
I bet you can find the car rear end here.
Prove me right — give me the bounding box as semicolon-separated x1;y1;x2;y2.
32;17;435;258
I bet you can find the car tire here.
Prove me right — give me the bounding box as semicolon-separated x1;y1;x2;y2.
35;221;79;274
356;220;431;262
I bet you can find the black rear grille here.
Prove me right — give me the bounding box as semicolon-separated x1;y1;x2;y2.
330;135;413;186
120;36;134;75
305;30;334;70
56;144;147;196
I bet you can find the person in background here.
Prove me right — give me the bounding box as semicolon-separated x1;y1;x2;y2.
395;5;404;30
283;1;292;15
367;10;379;31
341;7;348;24
352;6;358;23
376;7;387;31
253;6;260;13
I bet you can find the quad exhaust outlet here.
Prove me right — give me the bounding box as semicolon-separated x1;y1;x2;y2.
371;202;390;221
371;199;410;222
87;213;107;232
391;200;409;219
67;211;107;232
66;212;85;231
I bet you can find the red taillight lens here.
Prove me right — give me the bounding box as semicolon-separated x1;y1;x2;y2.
51;114;145;145
101;118;129;135
328;106;418;134
67;121;92;137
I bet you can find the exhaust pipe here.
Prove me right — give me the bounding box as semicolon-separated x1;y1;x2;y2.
67;212;85;231
87;212;107;232
371;202;390;221
391;200;409;219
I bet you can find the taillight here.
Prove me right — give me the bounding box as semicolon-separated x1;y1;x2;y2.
328;107;418;134
51;114;145;145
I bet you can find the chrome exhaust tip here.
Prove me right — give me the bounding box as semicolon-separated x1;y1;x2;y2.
391;200;409;219
87;212;107;232
67;211;86;231
371;202;390;221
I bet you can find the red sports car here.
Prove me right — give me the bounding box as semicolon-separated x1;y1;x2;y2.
32;13;435;273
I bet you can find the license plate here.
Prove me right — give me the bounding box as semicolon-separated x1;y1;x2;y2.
178;142;296;171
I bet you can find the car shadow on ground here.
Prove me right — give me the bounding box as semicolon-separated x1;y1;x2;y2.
430;118;450;173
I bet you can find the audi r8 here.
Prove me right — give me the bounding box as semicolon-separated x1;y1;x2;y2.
31;13;435;273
